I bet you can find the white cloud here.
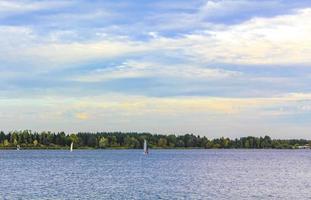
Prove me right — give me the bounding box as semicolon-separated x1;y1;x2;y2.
0;0;72;17
23;40;148;67
73;59;241;82
2;8;311;72
199;0;279;19
150;8;311;65
0;26;150;70
1;93;311;137
43;10;114;23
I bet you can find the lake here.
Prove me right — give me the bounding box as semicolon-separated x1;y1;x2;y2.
1;149;311;199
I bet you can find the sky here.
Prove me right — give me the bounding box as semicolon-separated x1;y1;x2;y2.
0;0;311;138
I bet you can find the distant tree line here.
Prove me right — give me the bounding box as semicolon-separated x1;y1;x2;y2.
0;130;310;149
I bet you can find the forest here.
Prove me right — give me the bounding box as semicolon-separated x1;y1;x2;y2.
0;130;309;149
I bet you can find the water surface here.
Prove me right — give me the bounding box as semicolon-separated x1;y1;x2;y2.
1;149;311;199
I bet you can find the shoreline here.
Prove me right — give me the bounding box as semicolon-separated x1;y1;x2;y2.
0;147;309;150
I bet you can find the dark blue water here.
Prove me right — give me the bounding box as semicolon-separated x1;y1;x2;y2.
1;150;311;199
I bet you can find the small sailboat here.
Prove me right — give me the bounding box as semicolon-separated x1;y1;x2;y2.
70;142;73;152
144;139;148;155
16;145;20;151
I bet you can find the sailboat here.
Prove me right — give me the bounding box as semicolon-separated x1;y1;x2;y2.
70;142;73;152
144;139;148;155
16;145;20;151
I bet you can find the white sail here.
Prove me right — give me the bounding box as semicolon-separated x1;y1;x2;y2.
70;142;73;152
144;140;148;154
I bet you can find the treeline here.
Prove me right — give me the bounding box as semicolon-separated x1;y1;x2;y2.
0;130;310;149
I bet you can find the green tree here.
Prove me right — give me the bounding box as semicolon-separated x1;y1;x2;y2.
99;137;108;148
109;136;118;147
70;134;79;144
3;139;10;147
124;136;140;148
158;138;167;148
33;140;38;147
87;135;97;147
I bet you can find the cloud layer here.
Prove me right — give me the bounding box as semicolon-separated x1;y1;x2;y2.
1;0;311;137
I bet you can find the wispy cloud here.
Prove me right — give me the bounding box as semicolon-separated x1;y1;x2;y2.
1;0;311;137
0;0;72;17
199;0;282;21
1;93;310;137
150;8;311;65
73;59;241;82
2;7;311;71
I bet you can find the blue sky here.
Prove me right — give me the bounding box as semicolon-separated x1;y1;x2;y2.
0;0;311;138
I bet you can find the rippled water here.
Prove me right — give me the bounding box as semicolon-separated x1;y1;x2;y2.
1;149;311;199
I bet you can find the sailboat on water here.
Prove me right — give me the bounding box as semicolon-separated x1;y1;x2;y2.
70;142;73;152
144;139;148;155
